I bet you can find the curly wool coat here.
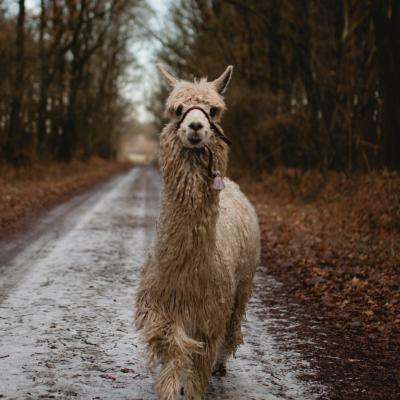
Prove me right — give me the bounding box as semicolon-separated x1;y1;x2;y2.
135;68;260;400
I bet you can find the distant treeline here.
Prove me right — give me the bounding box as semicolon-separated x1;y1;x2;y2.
155;1;400;171
0;0;143;165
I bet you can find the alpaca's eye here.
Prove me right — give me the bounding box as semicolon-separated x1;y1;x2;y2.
209;107;218;117
176;105;183;116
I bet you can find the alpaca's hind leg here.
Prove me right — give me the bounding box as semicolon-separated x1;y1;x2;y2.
213;278;253;375
212;339;228;376
185;338;217;399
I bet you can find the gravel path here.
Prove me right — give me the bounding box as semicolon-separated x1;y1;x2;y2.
0;166;325;400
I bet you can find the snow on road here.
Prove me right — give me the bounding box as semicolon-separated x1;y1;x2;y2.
0;166;325;399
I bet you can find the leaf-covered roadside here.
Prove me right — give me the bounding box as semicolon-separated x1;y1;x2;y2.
241;169;400;396
0;158;131;240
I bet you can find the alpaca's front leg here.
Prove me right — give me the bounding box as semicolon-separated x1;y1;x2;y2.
155;360;181;400
184;338;217;399
153;325;203;400
214;277;253;376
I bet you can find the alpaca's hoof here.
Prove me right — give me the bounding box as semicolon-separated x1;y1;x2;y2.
212;364;227;377
180;386;184;396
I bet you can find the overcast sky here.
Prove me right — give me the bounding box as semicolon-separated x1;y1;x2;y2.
129;0;170;122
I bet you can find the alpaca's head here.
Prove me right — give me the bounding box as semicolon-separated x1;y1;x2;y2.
157;64;233;149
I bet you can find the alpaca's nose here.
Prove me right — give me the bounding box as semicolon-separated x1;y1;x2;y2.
189;122;203;131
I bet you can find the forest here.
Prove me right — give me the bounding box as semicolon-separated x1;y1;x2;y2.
0;0;144;165
154;0;400;172
0;1;399;172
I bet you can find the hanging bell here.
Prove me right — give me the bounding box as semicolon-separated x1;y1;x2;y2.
211;170;225;191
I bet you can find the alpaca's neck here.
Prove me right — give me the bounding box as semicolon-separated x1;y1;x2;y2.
154;124;228;276
156;184;219;266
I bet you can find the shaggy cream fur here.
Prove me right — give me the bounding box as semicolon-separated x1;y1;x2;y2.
135;65;260;400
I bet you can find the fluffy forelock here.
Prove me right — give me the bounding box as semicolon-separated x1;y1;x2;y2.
165;78;226;116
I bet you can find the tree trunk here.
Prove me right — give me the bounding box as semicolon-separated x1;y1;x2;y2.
7;0;25;165
371;1;400;169
59;84;77;162
36;0;47;160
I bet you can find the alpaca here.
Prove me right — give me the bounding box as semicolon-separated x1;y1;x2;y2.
135;64;260;400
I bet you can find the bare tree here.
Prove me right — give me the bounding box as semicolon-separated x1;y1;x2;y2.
0;0;144;164
153;0;394;172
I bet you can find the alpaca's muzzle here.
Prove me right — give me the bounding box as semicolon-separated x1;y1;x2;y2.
175;106;232;191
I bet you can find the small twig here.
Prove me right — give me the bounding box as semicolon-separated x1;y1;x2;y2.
83;339;97;346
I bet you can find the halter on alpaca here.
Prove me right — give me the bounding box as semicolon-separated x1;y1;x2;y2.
175;106;232;191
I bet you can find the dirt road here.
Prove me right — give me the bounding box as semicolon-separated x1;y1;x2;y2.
0;166;326;400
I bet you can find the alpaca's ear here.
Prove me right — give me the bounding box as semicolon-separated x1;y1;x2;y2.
212;65;233;95
156;64;178;88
